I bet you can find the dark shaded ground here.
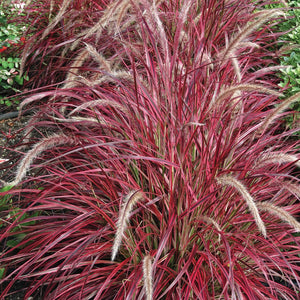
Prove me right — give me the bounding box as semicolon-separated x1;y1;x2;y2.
0;112;31;183
2;282;35;300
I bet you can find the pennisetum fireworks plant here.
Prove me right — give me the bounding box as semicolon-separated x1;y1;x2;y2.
0;0;300;299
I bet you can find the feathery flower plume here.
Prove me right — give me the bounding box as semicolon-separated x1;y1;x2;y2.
222;10;284;61
52;116;104;124
251;65;288;79
63;49;90;89
143;255;153;300
18;91;62;115
258;92;300;134
64;44;136;89
212;84;283;108
257;202;300;232
217;175;266;237
239;42;260;49
141;0;170;75
177;0;193;43
68;99;128;116
41;0;72;39
111;190;144;261
49;0;55;18
84;43;111;72
78;72;135;87
71;0;132;50
231;57;242;82
6;134;76;187
230;58;243;112
255;152;300;169
199;215;222;242
280;181;300;198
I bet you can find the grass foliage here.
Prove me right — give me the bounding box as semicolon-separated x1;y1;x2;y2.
0;0;300;299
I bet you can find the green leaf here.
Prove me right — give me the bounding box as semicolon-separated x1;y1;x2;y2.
6;234;26;248
0;185;13;193
1;60;8;68
0;16;6;24
0;268;5;279
15;75;23;85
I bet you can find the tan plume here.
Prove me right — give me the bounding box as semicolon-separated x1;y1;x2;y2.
217;175;266;237
257;202;300;232
143;255;153;300
215;84;283;106
259;92;300;133
199;215;222;242
255;152;300;169
63;49;90;88
111;190;144;261
280;181;300;198
84;43;111;72
42;0;72;39
223;10;285;61
6;134;76;186
68;99;128;116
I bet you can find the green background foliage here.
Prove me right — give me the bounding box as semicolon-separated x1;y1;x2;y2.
278;1;300;125
0;2;28;107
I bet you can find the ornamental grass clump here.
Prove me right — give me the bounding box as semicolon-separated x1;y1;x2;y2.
0;0;300;299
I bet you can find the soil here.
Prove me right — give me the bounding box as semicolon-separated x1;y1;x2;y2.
0;112;31;183
2;282;35;300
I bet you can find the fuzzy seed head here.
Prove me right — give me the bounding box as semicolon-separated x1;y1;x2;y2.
257;202;300;232
259;92;300;134
217;175;267;237
215;84;283;106
223;10;285;61
111;190;144;261
143;255;153;300
7;134;76;187
255;152;300;169
199;215;222;242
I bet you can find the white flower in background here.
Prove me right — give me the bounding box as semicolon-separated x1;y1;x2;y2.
10;1;26;14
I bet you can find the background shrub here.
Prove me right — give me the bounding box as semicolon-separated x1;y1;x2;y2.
0;0;28;108
277;0;300;93
0;0;299;299
278;0;300;127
